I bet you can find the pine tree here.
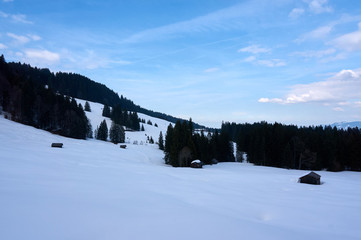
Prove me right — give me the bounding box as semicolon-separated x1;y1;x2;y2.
84;101;91;112
158;131;164;150
164;124;174;164
141;124;145;131
109;121;125;144
96;119;108;141
102;105;111;117
131;112;140;131
87;119;93;138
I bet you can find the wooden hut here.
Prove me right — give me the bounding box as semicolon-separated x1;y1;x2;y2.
299;171;321;185
51;143;63;148
190;160;203;168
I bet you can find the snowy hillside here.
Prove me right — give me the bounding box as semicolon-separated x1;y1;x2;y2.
1;108;361;240
76;98;170;144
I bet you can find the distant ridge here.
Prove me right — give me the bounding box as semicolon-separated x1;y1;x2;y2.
330;121;361;130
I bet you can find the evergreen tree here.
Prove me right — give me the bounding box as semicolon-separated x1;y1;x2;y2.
109;121;125;144
102;105;111;117
84;101;91;112
141;124;145;131
130;112;140;131
86;118;93;138
158;131;164;150
96;119;108;141
164;124;174;165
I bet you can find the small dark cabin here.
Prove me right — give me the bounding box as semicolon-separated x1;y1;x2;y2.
299;171;321;185
51;143;63;148
190;160;203;168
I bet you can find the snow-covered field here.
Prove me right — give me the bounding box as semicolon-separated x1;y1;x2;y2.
1;101;361;240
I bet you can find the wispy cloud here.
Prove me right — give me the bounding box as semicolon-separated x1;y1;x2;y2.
0;11;32;24
3;0;14;2
296;25;333;42
243;55;286;67
204;67;219;73
304;0;332;14
122;1;277;43
333;107;344;112
11;14;32;24
28;34;41;41
6;33;41;45
291;48;336;58
257;59;286;67
0;43;7;49
24;49;60;63
288;8;305;19
238;45;271;54
259;68;361;104
330;22;361;52
59;49;131;70
7;32;30;44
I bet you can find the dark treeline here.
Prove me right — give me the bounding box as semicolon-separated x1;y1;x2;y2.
164;119;234;167
5;59;207;130
222;121;361;172
0;55;90;139
109;104;140;131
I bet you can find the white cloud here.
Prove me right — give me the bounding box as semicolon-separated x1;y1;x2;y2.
24;49;60;63
0;11;9;18
238;45;271;54
259;68;361;104
258;98;283;103
292;48;336;58
243;55;286;67
7;32;30;44
296;25;333;42
204;67;219;73
333;107;344;112
304;0;332;14
244;56;256;62
320;52;347;63
122;1;279;43
288;8;305;19
6;33;41;45
257;59;286;67
331;22;361;52
0;43;7;49
0;10;32;24
27;34;41;41
11;14;32;24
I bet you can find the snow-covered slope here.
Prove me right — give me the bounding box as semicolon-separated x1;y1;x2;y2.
76;98;170;144
1;108;361;240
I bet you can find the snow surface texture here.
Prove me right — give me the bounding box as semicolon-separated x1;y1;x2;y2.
1;100;361;240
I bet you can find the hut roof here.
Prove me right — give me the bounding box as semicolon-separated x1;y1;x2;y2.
300;171;320;180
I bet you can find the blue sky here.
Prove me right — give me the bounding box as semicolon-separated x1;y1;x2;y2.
1;0;361;128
